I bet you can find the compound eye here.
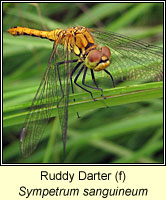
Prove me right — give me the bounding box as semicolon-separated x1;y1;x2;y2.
88;50;103;62
101;46;111;58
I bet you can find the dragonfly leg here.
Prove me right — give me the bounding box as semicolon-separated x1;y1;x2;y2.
74;65;96;101
90;69;99;88
103;69;116;88
82;67;105;98
90;69;110;108
90;69;105;98
70;62;82;98
56;59;78;105
56;59;78;66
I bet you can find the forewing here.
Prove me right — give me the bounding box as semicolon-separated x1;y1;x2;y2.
91;29;163;82
20;44;58;157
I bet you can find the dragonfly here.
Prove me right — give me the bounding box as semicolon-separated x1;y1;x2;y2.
8;26;163;157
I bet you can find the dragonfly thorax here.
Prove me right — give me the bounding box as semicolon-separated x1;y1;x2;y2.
64;26;111;71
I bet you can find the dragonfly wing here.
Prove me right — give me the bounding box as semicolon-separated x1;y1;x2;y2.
55;47;73;154
91;29;163;81
20;44;59;157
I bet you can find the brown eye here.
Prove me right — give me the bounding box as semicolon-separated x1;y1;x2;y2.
101;46;111;58
88;50;102;62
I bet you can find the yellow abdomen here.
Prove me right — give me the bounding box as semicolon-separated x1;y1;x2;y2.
8;26;61;42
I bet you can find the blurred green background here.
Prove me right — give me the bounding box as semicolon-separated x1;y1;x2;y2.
3;2;163;163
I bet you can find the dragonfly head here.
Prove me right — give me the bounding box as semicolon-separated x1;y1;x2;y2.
85;46;111;71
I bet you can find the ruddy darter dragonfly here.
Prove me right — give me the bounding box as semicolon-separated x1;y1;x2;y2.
8;26;163;157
